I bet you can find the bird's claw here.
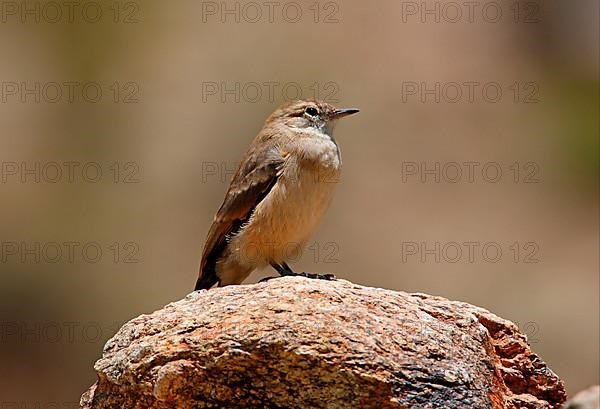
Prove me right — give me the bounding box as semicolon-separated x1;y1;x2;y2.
260;272;336;283
299;272;336;281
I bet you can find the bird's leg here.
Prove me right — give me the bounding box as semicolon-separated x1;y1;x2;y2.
271;262;293;276
258;262;302;284
270;262;336;281
258;263;286;283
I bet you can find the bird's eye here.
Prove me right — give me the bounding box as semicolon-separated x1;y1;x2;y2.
305;107;319;117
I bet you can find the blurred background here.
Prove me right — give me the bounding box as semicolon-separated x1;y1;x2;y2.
0;0;598;404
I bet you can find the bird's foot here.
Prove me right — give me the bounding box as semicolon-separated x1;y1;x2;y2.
260;272;336;282
297;272;336;281
270;262;336;281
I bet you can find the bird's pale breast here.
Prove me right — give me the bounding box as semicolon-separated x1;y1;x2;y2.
229;137;341;268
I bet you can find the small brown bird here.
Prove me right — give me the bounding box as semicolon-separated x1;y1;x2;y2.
195;99;359;290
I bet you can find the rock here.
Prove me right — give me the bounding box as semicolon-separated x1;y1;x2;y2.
563;385;599;409
80;277;566;408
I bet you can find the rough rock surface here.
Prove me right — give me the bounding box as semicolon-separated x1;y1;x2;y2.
81;277;566;408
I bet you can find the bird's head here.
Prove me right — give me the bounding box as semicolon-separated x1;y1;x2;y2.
266;99;359;139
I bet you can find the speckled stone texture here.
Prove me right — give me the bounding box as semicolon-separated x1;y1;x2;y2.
80;277;566;409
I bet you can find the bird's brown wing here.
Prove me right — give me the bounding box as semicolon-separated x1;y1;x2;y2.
195;146;285;290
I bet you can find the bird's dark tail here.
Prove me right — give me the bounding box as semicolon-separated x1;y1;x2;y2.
194;266;219;290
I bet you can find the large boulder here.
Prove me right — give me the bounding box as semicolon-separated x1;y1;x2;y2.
81;277;566;408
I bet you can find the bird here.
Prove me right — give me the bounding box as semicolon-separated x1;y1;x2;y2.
194;99;359;290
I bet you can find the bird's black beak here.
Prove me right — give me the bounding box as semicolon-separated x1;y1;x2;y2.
332;108;360;119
